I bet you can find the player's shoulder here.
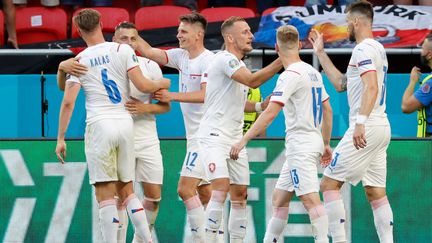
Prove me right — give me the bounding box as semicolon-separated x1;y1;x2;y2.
354;38;383;54
139;56;161;70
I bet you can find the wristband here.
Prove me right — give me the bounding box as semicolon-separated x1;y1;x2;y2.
255;102;263;113
356;114;368;125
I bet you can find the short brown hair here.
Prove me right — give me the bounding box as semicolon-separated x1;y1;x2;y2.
221;16;246;35
346;1;374;22
73;9;101;33
179;12;207;32
276;25;299;49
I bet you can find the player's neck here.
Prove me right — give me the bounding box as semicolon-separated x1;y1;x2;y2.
226;46;244;60
187;44;205;59
83;33;106;47
355;29;374;44
280;52;301;69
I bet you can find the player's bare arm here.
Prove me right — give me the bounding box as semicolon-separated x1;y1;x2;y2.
231;58;283;88
136;35;168;65
321;99;333;166
128;66;170;93
125;96;170;115
353;70;378;150
401;66;424;113
55;81;81;163
154;83;206;103
309;29;346;92
230;102;282;160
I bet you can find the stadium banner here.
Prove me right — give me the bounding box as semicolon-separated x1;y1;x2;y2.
254;5;432;48
0;139;430;242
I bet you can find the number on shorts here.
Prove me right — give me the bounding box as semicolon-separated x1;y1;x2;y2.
290;169;300;188
311;87;323;127
101;68;121;104
331;152;340;167
186;152;198;167
379;66;388;106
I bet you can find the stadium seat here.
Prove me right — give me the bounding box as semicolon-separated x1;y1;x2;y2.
15;7;67;45
71;7;130;38
262;7;277;16
134;6;191;31
200;7;255;23
0;10;4;46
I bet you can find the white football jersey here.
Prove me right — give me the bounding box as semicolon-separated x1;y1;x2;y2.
270;61;329;154
198;51;248;143
346;38;389;126
67;42;139;124
130;56;163;144
165;48;214;140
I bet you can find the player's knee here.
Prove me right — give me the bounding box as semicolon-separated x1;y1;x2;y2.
177;185;195;201
320;176;341;192
231;189;247;201
198;191;211;206
364;186;387;202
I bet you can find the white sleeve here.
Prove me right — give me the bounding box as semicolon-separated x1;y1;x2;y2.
148;60;163;80
222;54;244;78
165;48;184;69
118;44;139;71
353;45;376;76
66;74;80;84
270;71;301;106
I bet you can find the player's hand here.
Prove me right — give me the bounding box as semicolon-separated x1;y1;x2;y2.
55;140;67;164
320;144;332;167
230;140;246;160
153;89;172;102
261;95;271;110
7;37;18;49
59;58;88;77
409;66;421;85
353;124;366;150
308;29;325;54
125;96;147;114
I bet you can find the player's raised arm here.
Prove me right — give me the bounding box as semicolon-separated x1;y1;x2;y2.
309;29;346;92
128;66;170;93
136;35;169;65
231;58;283;89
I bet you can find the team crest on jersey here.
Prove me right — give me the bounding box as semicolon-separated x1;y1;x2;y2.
358;59;372;67
209;163;216;173
229;59;239;69
421;83;430;94
132;54;138;63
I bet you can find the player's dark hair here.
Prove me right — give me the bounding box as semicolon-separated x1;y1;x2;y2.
115;21;136;31
179;12;207;32
345;0;374;22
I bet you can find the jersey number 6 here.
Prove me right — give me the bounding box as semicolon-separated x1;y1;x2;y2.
101;69;122;104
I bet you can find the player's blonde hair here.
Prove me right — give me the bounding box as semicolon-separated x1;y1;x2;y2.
276;25;299;50
73;9;101;33
221;16;246;35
